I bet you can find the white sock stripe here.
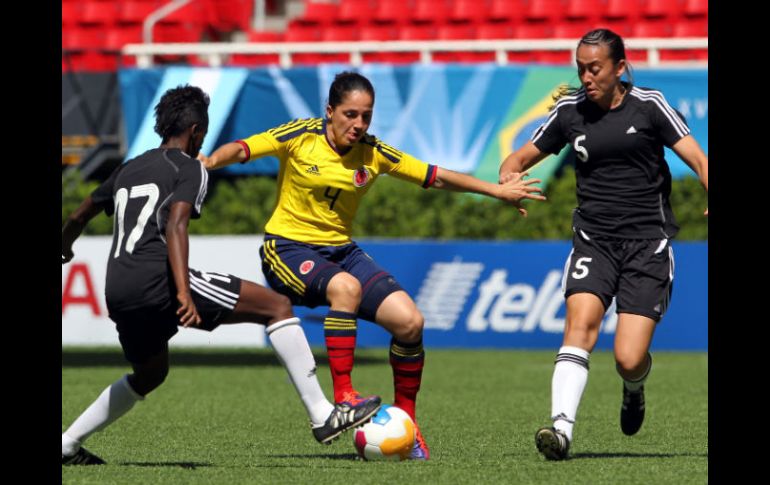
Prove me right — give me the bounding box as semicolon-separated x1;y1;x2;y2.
190;278;237;309
266;317;301;335
189;272;239;300
120;374;144;401
629;88;690;137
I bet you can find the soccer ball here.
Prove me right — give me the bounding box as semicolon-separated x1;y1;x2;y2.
353;404;415;461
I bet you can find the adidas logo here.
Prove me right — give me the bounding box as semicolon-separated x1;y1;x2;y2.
306;165;320;175
626;126;637;134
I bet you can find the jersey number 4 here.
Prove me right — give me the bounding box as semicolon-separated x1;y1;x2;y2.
113;183;160;257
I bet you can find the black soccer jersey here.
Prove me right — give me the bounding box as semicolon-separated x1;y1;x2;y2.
90;148;208;312
532;84;690;238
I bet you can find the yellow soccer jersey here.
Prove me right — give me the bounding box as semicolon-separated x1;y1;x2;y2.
238;118;437;246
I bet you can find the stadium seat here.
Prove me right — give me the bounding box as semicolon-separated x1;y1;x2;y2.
297;1;339;25
373;0;413;25
412;0;451;25
79;1;119;27
285;20;322;42
104;28;143;67
434;23;492;62
632;21;673;38
683;0;708;19
398;24;437;40
598;19;633;38
476;23;515;40
322;25;359;42
359;24;399;41
603;0;642;21
62;3;80;28
229;30;282;66
642;0;684;20
525;0;567;23
508;23;553;63
673;19;708;37
564;0;605;24
553;22;592;40
449;0;491;25
487;0;526;23
336;0;375;25
118;1;161;26
208;0;254;32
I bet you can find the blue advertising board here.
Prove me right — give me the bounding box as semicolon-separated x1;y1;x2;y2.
289;241;707;351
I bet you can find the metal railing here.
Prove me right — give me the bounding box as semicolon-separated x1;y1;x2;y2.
122;37;708;68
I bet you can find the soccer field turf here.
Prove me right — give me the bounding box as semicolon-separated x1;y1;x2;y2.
62;347;707;484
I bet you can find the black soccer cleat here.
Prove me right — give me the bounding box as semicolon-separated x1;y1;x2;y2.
620;384;646;436
62;446;105;466
312;395;382;444
535;427;570;461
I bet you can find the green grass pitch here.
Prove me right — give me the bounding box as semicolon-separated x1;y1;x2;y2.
62;347;707;484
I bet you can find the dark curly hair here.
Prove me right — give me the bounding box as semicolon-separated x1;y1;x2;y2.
153;85;210;141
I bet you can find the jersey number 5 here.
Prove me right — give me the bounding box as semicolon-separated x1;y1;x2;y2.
113;183;160;258
574;134;588;162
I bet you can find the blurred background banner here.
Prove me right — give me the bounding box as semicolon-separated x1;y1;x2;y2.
119;65;707;183
62;237;707;351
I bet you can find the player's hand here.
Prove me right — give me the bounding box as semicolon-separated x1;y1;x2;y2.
177;292;202;328
62;247;74;265
497;171;546;215
196;152;214;169
704;208;708;216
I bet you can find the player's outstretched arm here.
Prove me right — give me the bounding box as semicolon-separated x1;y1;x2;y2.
62;196;106;264
672;134;709;216
166;201;201;328
198;142;248;170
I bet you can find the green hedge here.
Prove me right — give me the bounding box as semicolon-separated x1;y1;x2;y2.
62;167;708;239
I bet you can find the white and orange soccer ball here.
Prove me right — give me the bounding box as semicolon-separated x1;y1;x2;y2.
353;404;416;461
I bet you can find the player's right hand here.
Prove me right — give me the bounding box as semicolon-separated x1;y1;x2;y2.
196;152;213;169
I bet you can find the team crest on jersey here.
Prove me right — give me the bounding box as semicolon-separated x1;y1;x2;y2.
353;167;370;187
299;260;315;275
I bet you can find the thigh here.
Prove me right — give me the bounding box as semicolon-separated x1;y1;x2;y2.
188;268;243;330
340;244;404;322
260;236;342;308
563;230;619;312
616;239;674;322
110;304;178;365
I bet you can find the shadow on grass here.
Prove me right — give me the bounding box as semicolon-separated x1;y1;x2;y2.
62;351;388;368
120;461;212;469
571;451;708;459
268;453;361;461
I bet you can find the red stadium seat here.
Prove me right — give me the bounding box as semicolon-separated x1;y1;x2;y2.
434;23;491;62
476;23;515;40
449;0;491;25
642;0;684;20
509;23;554;63
229;30;282;66
322;25;359;42
62;3;81;28
360;24;410;63
437;23;476;40
673;19;708;37
104;28;143;67
553;22;592;40
632;21;673;38
488;0;526;23
359;24;399;41
412;0;451;25
604;0;642;21
564;0;606;23
597;19;633;38
118;1;161;26
373;0;413;25
79;1;119;27
297;1;339;25
683;0;708;19
398;24;437;40
525;0;568;23
337;0;375;25
285;20;321;42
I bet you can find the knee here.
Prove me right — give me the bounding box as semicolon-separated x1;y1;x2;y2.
564;319;600;348
327;274;362;306
131;366;169;395
398;310;424;343
272;293;294;321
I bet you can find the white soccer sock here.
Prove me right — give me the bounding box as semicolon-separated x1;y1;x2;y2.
267;318;335;427
551;345;590;442
62;374;144;456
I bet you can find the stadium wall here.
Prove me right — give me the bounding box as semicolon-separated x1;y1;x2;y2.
62;236;707;351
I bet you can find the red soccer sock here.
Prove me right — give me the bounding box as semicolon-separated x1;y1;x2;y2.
324;310;357;403
389;338;425;421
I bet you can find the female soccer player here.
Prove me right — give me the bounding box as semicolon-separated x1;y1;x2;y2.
498;29;708;460
61;85;379;465
200;71;546;460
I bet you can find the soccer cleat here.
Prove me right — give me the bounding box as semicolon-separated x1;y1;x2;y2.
313;395;382;444
62;446;105;466
336;390;379;407
620;384;646;436
535;427;570;461
409;424;430;460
